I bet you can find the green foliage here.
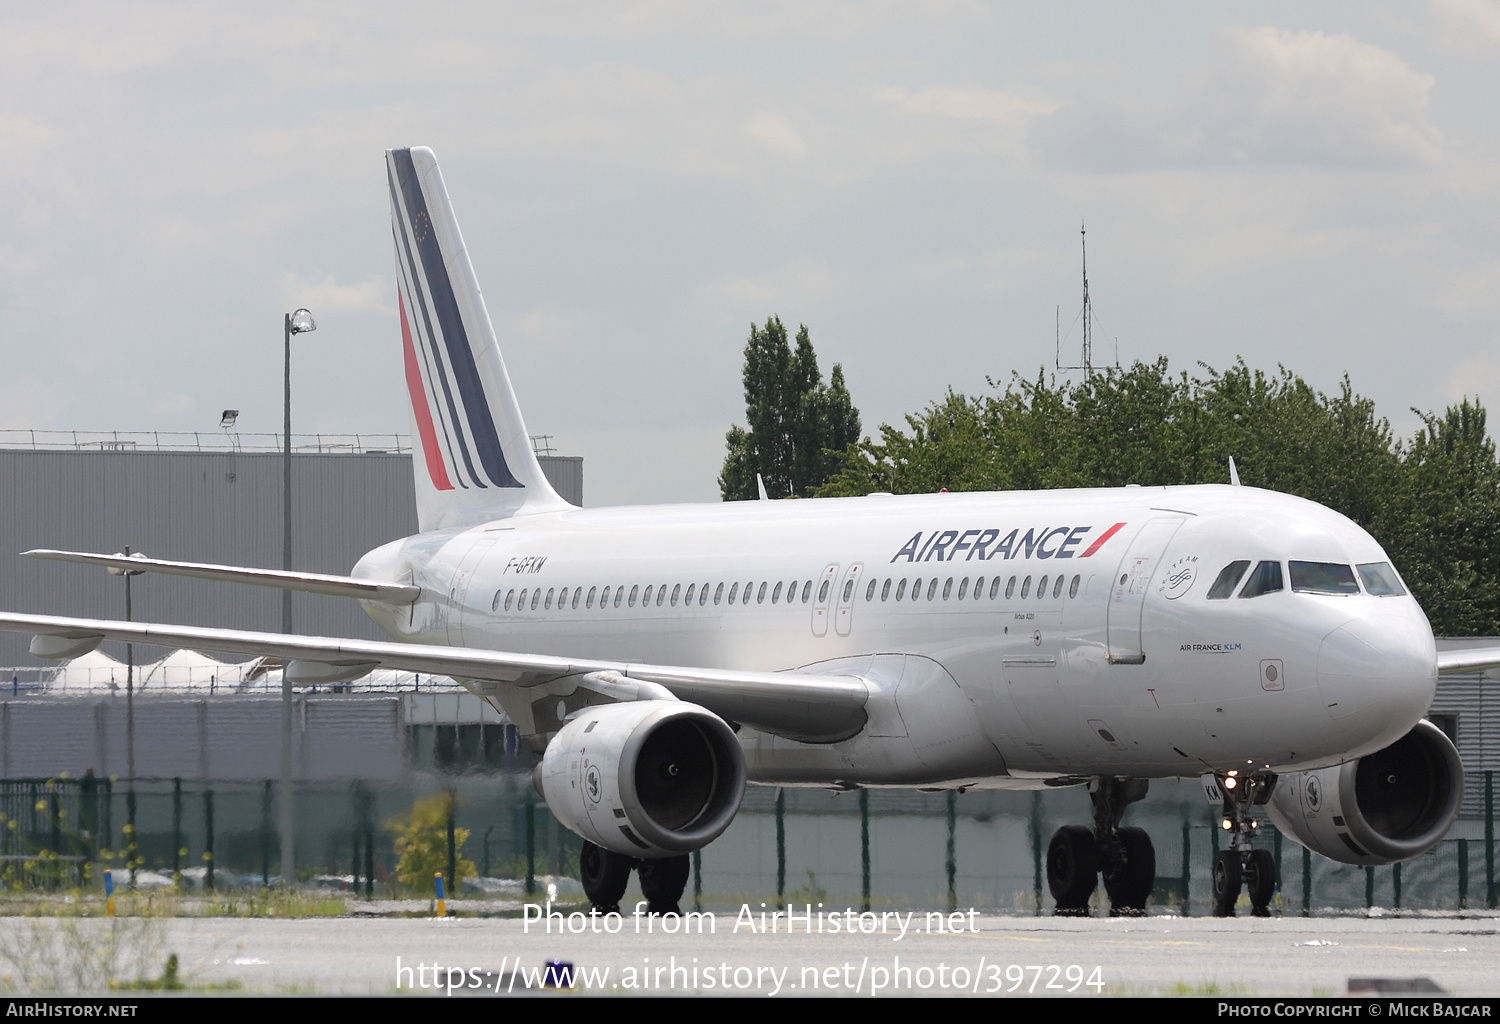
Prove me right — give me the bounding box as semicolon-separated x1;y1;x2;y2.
817;358;1500;635
721;317;861;500
384;793;476;894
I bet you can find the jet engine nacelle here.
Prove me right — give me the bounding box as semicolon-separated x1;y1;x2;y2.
1266;720;1463;866
538;699;746;859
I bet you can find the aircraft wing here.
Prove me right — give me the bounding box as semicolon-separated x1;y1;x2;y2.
1437;646;1500;674
24;549;419;603
0;612;868;742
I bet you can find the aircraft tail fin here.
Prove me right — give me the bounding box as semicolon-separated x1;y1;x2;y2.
386;146;572;531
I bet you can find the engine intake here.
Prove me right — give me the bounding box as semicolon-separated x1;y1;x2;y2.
1266;719;1463;866
539;700;746;859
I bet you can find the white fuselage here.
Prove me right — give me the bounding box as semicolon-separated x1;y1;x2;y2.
355;483;1437;788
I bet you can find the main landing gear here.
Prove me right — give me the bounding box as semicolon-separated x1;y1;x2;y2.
1211;771;1278;917
1047;777;1155;916
579;841;691;915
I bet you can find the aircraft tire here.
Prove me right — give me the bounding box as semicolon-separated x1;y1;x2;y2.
579;841;634;914
1103;825;1155;914
1212;850;1242;918
1245;849;1276;917
637;854;691;916
1047;825;1100;913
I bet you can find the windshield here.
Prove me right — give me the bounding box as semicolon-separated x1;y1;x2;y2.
1356;562;1406;596
1289;561;1359;595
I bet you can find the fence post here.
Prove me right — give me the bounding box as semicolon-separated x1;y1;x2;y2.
1459;838;1469;910
1302;846;1312;916
446;791;457;894
261;780;272;886
775;788;786;908
945;790;957;913
524;798;536;897
859;788;870;913
692;849;702;912
203;789;215;892
172;778;183;881
1031;791;1044;917
1181;820;1191;917
1487;770;1495;910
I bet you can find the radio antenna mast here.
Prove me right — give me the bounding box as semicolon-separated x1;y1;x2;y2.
1056;221;1094;373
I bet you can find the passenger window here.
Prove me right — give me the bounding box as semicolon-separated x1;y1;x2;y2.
545;588;555;610
818;579;830;602
912;578;922;601
657;585;668;607
866;579;876;601
614;587;625;609
518;588;529;610
927;579;938;601
772;581;783;603
1238;561;1284;599
572;589;582;610
1005;576;1017;599
728;583;739;604
626;585;637;607
788;580;798;601
989;577;1000;600
714;582;724;605
684;583;696;605
1053;575;1064;599
505;589;516;612
1357;562;1406;596
1021;576;1032;599
532;589;542;611
671;584;681;606
1290;561;1358;595
1038;575;1049;600
642;585;652;606
700;583;711;606
881;578;891;601
802;581;812;603
599;586;609;608
759;582;768;604
957;578;969;600
842;579;854;602
942;578;953;600
1069;574;1080;599
1207;560;1251;600
586;587;596;609
973;577;984;600
895;579;907;600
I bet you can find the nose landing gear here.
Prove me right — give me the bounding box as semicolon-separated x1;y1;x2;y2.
1047;777;1155;916
1211;772;1278;917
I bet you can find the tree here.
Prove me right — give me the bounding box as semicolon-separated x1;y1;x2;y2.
719;317;861;500
385;792;476;894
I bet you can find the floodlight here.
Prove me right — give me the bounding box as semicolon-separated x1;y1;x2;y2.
220;410;239;429
289;308;317;334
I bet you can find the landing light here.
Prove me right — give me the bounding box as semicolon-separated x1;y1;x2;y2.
1223;776;1237;790
1221;819;1233;830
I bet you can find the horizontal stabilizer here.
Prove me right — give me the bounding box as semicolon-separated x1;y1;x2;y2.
24;550;419;604
1437;646;1500;674
0;612;869;742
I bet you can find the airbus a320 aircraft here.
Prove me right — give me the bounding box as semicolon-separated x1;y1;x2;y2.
2;147;1486;918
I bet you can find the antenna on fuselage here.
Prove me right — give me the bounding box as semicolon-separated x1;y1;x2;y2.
1229;457;1242;487
756;473;769;501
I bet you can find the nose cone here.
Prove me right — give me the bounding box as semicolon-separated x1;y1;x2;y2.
1318;609;1436;755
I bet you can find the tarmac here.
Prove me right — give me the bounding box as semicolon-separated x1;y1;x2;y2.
5;905;1498;997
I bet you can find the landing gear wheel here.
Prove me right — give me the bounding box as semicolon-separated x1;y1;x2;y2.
579;841;633;914
1245;849;1276;917
1103;825;1156;915
637;854;690;916
1047;825;1100;915
1212;850;1243;918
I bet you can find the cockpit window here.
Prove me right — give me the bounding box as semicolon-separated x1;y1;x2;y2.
1238;561;1284;599
1289;561;1358;595
1207;560;1251;600
1357;562;1406;596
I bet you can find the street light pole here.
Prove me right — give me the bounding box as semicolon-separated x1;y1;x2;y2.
280;308;315;887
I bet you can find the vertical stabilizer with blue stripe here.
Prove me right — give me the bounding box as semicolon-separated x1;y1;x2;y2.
387;147;572;531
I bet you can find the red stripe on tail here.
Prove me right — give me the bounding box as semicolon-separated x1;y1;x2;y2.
400;291;454;491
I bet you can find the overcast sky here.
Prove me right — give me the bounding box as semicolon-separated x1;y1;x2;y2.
3;2;1498;506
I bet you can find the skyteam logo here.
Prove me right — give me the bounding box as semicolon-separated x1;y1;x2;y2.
1160;556;1199;600
890;523;1126;563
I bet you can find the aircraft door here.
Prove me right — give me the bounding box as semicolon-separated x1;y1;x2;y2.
448;534;500;645
811;563;840;637
1106;516;1185;664
834;563;863;637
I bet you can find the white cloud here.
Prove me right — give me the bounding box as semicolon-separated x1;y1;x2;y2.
1035;26;1442;170
742;111;806;158
281;274;391;317
1429;0;1500;49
